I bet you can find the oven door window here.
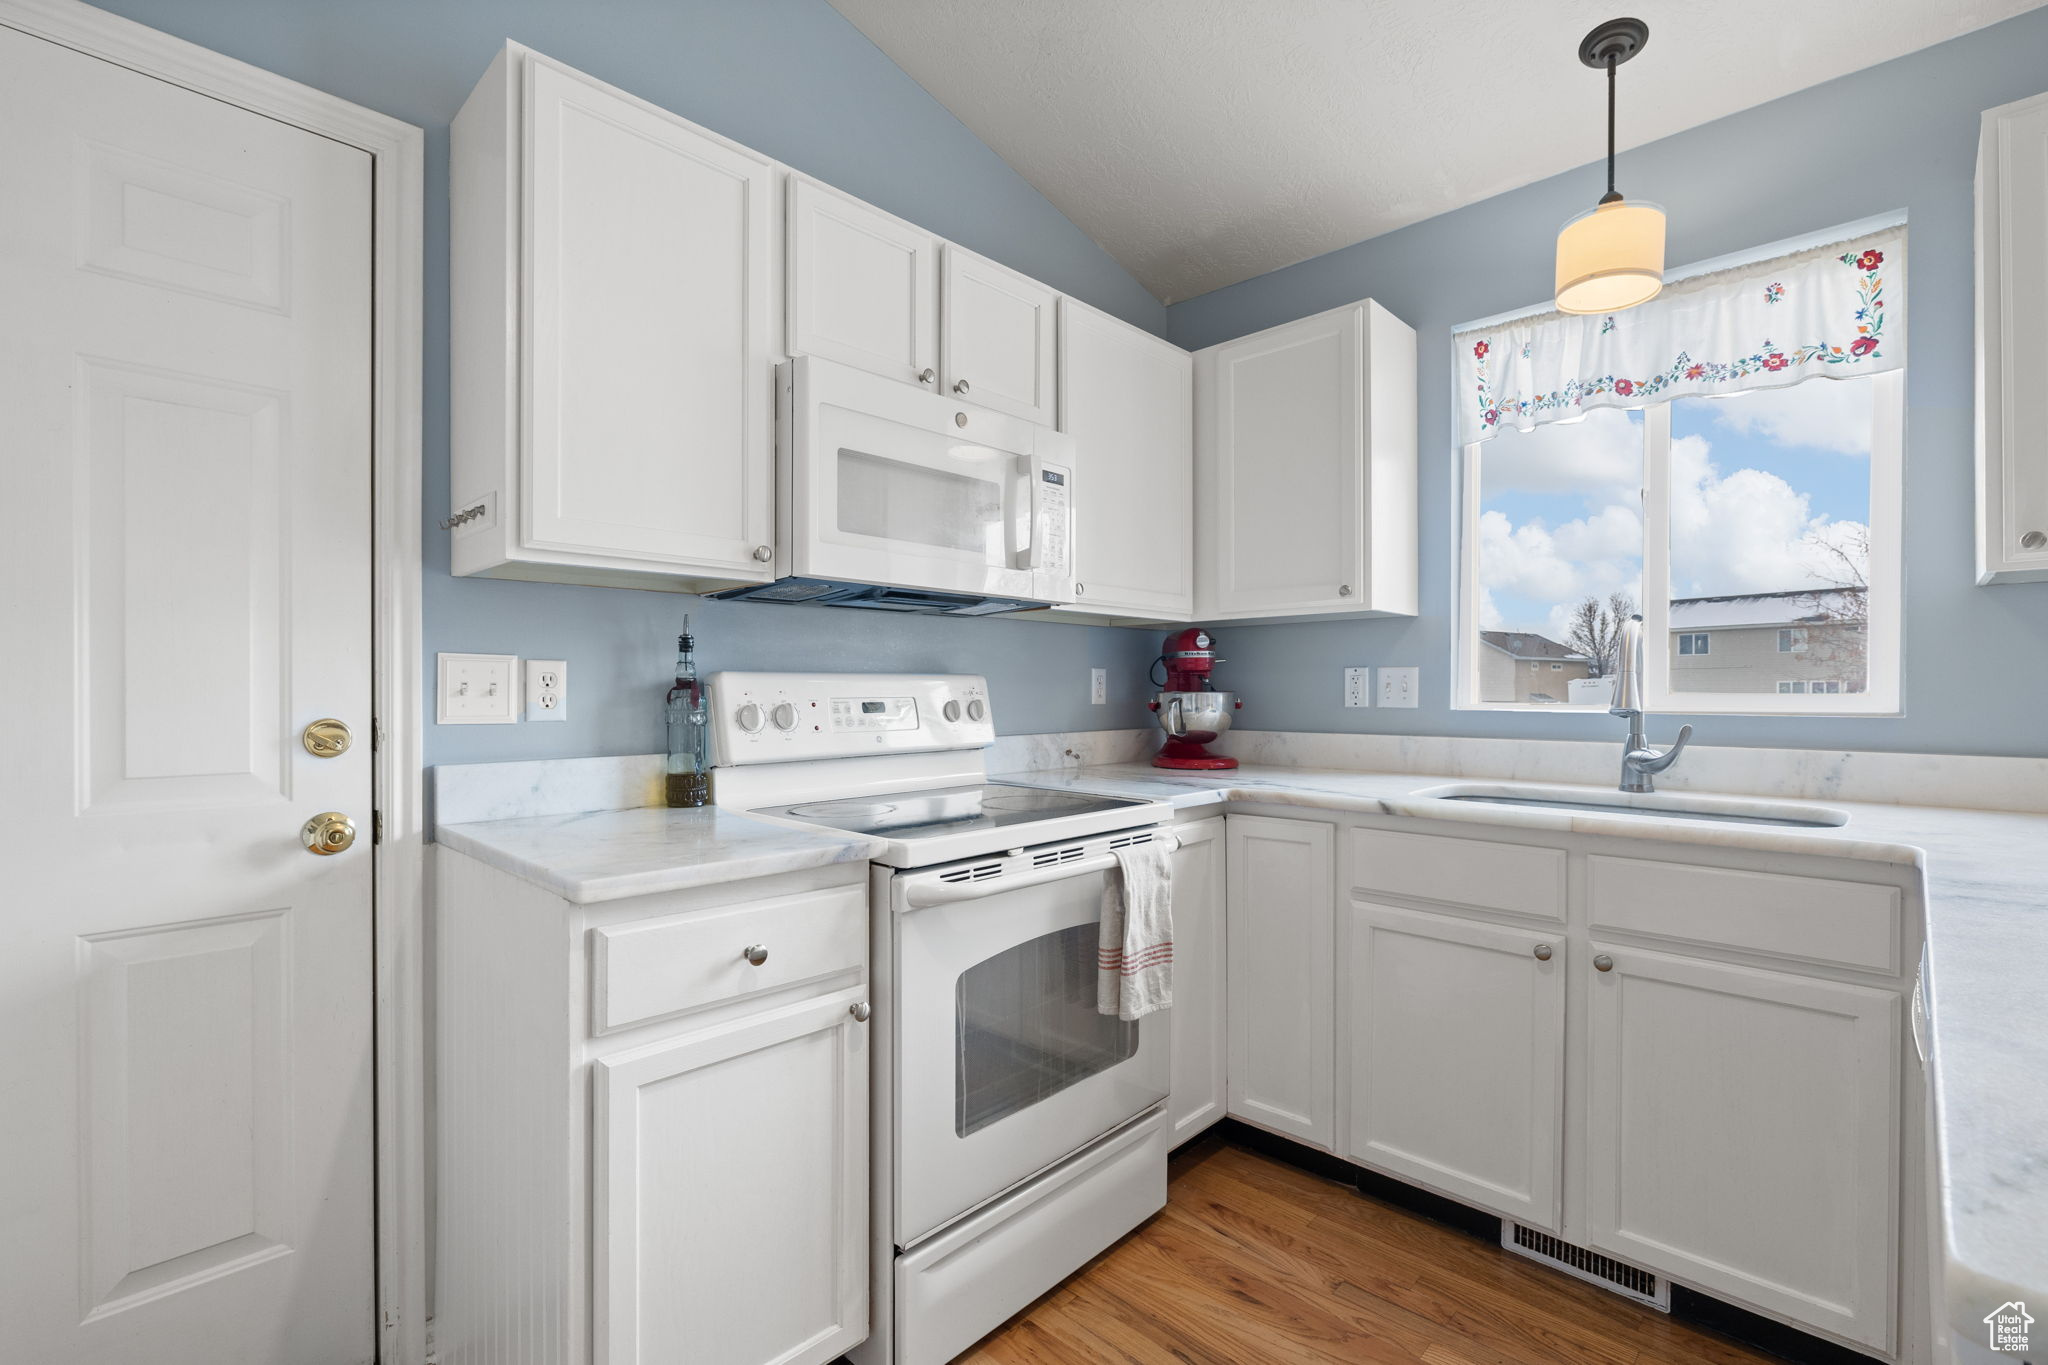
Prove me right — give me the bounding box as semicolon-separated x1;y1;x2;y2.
955;922;1139;1137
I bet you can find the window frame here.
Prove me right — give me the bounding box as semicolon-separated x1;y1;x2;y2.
1677;632;1711;656
1455;368;1904;717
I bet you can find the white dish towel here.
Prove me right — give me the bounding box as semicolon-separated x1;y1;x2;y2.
1097;839;1174;1021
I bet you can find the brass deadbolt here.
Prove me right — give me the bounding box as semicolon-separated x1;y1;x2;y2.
302;718;353;758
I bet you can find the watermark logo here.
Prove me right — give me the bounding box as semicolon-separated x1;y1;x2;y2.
1985;1300;2033;1353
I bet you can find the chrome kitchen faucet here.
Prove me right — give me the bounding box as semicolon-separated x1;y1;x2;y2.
1611;614;1692;794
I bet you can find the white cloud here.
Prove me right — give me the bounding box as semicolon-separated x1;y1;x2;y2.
1479;405;1641;495
1689;377;1874;456
1668;433;1869;597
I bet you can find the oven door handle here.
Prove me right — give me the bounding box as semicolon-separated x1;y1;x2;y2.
901;831;1179;910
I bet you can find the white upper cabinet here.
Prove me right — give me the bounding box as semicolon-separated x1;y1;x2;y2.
1057;298;1194;621
1977;89;2048;583
450;45;778;589
787;176;939;389
1194;299;1417;622
942;245;1059;425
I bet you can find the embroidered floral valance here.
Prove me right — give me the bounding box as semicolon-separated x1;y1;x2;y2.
1453;228;1905;445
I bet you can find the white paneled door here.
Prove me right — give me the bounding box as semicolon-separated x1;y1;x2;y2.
0;25;375;1365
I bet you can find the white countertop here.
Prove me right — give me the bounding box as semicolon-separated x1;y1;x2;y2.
436;757;2046;1339
989;761;2048;1344
435;805;884;904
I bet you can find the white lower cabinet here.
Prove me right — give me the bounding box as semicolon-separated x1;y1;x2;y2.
1225;814;1334;1148
435;848;870;1365
1345;902;1563;1229
1166;818;1227;1142
1584;944;1900;1352
595;989;869;1365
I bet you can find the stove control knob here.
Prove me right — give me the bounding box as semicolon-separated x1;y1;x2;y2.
942;699;963;722
736;702;765;733
770;701;798;731
966;698;986;722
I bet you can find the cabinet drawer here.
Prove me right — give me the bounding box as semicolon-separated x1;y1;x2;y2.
1587;856;1899;974
1349;828;1565;921
592;884;866;1033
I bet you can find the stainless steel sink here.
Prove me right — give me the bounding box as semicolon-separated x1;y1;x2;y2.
1416;784;1847;829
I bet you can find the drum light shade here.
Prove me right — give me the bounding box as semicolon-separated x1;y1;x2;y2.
1555;198;1666;314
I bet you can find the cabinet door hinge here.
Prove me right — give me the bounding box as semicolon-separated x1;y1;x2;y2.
372;810;383;845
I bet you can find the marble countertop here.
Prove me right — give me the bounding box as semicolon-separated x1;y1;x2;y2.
987;761;2048;1341
435;805;884;905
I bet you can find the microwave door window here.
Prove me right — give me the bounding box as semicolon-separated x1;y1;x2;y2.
954;921;1140;1138
836;447;1005;559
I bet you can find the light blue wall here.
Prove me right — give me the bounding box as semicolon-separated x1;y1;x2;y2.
1167;8;2048;759
90;0;1169;766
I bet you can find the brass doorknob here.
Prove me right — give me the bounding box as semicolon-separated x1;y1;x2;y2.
302;718;353;757
301;812;356;855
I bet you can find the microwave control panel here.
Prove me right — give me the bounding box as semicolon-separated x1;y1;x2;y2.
1036;462;1071;578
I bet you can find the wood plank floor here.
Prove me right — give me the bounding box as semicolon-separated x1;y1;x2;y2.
956;1136;1782;1365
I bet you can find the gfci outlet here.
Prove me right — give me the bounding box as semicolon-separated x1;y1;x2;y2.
523;659;567;722
1090;668;1107;705
1344;667;1372;707
1378;666;1420;709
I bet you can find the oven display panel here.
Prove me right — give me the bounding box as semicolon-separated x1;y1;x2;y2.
829;696;918;731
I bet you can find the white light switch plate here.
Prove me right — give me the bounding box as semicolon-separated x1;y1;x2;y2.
1090;668;1107;705
1378;666;1419;709
523;659;567;722
437;652;519;724
1344;667;1372;707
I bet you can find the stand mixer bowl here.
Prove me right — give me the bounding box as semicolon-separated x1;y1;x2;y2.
1156;690;1238;742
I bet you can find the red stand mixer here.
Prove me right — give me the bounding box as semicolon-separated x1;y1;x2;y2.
1147;628;1242;769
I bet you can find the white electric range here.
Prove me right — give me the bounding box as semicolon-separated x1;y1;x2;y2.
710;672;1176;1365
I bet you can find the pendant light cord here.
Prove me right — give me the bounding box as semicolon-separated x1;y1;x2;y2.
1603;54;1620;203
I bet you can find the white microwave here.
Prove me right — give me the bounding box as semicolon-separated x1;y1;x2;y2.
713;356;1074;615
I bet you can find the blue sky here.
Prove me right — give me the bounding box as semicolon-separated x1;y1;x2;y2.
1478;377;1875;644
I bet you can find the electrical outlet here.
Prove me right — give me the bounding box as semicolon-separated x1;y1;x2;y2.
1378;666;1419;709
1344;667;1372;708
437;653;518;724
523;659;567;722
1090;668;1107;705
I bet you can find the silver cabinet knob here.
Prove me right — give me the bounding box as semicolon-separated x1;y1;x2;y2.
752;544;772;562
742;944;769;967
849;1001;871;1023
1075;583;1086;595
1533;943;1553;961
1594;954;1615;973
2024;530;2048;550
952;378;970;395
1338;584;1353;597
917;368;935;385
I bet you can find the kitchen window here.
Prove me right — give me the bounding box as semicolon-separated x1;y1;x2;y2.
1455;226;1904;717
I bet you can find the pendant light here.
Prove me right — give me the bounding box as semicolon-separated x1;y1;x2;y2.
1555;17;1665;314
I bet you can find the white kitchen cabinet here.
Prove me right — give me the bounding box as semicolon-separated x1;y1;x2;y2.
595;990;868;1365
1225;814;1334;1149
1057;298;1195;622
1584;944;1899;1352
787;175;939;389
1193;299;1417;622
1976;89;2048;583
434;846;870;1365
1166;818;1227;1143
941;245;1059;425
1346;902;1563;1229
450;43;778;590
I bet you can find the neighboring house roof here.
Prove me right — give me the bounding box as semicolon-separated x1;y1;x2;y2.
1479;631;1588;662
1669;587;1866;630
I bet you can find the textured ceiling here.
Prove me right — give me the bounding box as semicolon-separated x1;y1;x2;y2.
827;0;2044;302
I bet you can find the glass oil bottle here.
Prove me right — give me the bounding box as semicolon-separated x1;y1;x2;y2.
664;617;712;808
